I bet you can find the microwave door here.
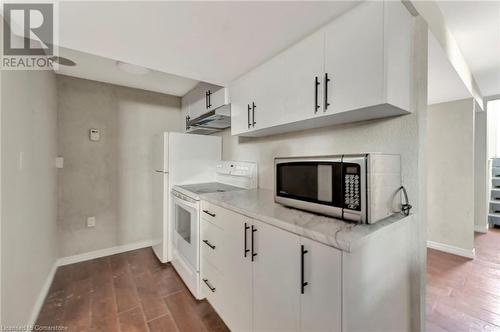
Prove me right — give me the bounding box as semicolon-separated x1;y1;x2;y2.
275;158;343;218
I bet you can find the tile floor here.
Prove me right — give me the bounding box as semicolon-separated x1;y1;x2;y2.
36;247;229;332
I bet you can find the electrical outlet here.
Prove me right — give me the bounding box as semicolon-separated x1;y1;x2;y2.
87;216;96;227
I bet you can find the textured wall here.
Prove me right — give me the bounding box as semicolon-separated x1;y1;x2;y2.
57;76;181;257
427;98;475;252
1;69;58;325
217;113;419;207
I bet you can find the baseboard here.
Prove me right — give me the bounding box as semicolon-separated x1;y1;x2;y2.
57;240;154;266
26;240;153;326
427;240;476;259
27;261;58;326
474;224;489;233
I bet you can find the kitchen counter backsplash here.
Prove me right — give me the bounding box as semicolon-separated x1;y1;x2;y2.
201;188;411;252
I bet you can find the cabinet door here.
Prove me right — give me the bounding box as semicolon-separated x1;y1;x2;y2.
187;82;222;119
252;220;300;331
324;1;384;115
229;74;254;135
181;93;191;132
282;29;325;123
220;217;253;332
300;237;342;332
229;54;286;135
208;87;229;112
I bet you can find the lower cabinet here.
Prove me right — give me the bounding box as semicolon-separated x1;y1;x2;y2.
200;203;252;331
252;220;301;331
200;201;341;332
300;237;342;332
200;201;413;332
217;214;252;331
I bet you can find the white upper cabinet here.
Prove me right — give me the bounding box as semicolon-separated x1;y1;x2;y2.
324;1;412;115
281;29;325;124
182;82;223;121
230;1;413;137
230;30;323;136
324;1;385;115
209;87;230;112
230;53;287;135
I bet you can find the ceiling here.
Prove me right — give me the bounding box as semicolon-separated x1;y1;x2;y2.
437;1;500;98
55;47;198;96
428;31;471;105
57;1;361;87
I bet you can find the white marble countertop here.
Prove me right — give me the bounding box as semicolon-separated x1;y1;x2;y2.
200;188;412;252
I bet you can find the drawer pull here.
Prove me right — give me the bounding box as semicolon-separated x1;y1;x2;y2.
203;278;216;292
202;239;216;250
203;210;216;217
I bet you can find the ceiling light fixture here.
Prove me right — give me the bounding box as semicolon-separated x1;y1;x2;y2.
116;61;151;75
50;56;76;66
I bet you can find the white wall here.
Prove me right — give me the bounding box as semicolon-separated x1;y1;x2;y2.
1;69;59;325
57;75;182;257
474;108;488;232
427;98;475;254
488;99;500;158
410;1;483;109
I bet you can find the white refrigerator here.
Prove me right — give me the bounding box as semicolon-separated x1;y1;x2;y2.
152;132;221;263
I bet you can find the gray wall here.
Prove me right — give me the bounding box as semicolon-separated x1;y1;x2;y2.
427;98;475;252
1;69;58;325
57;76;181;257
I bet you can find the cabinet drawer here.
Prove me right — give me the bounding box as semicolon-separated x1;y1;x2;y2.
201;201;240;230
201;219;224;272
201;259;225;316
200;201;220;226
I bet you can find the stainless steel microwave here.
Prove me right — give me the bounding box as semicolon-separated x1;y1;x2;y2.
274;154;401;224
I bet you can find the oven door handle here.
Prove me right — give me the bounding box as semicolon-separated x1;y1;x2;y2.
172;194;198;209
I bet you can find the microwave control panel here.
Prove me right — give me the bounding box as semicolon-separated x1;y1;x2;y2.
343;163;361;211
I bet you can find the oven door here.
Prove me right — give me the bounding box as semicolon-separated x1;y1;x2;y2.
172;192;199;271
274;157;344;217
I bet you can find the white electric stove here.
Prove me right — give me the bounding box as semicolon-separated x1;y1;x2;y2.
170;160;257;299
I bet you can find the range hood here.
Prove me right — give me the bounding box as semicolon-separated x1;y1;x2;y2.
186;104;231;135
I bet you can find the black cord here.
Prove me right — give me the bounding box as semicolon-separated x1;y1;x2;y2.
398;186;412;216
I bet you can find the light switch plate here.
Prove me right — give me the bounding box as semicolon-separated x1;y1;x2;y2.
55;157;64;169
87;216;96;227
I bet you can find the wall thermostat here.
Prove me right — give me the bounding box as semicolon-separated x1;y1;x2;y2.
89;128;100;141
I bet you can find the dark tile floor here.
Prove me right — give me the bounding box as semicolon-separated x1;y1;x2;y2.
427;228;500;331
39;228;500;332
36;247;229;332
